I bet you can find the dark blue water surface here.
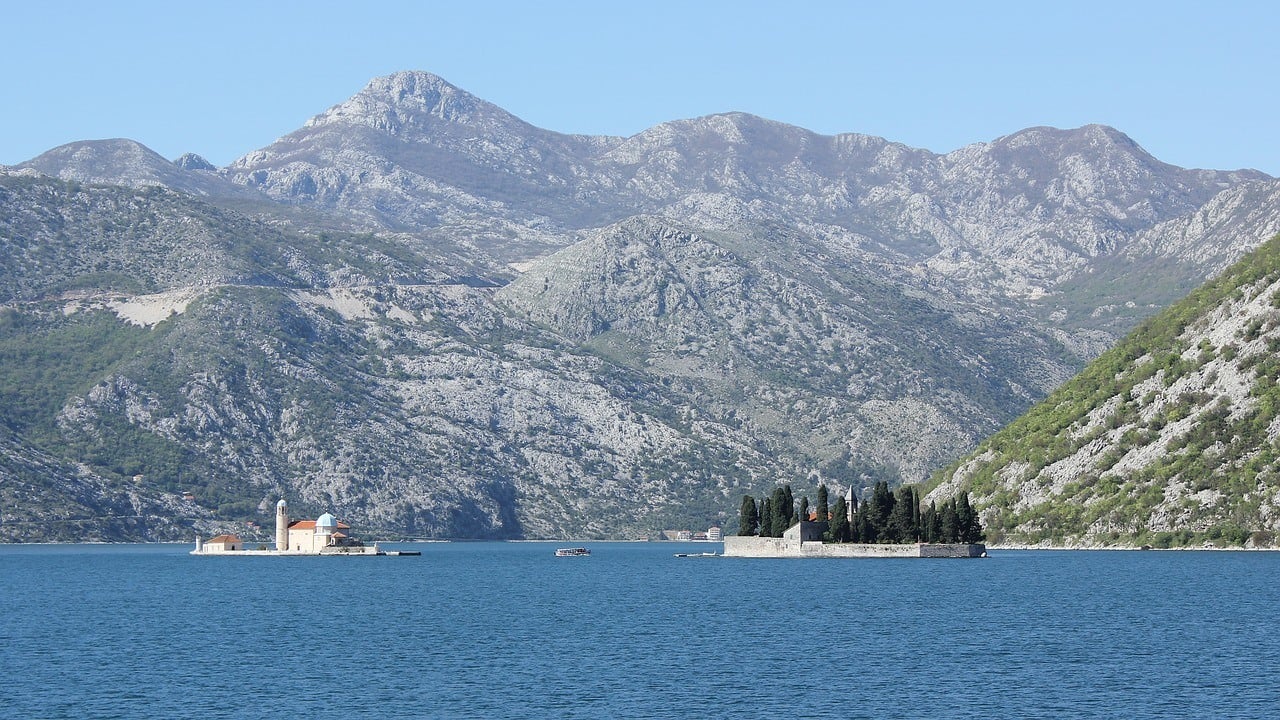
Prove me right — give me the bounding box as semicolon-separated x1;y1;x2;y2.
2;543;1277;719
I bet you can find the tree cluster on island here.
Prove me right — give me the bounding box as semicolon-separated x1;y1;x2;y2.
737;481;984;544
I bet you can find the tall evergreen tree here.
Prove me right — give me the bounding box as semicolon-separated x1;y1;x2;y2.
783;485;795;526
870;481;895;538
738;495;759;536
759;498;774;539
886;485;917;542
771;487;790;537
940;498;959;543
816;484;829;522
856;505;875;543
799;496;811;523
922;500;940;543
911;487;922;538
830;496;850;543
958;493;985;543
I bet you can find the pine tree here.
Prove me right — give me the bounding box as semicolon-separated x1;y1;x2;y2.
816;483;829;522
738;495;759;536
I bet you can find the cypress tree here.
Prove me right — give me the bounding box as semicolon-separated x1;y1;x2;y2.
830;496;850;542
956;493;973;543
854;502;875;543
816;483;829;522
958;493;985;543
771;487;789;537
759;498;774;538
799;496;811;522
783;485;795;526
911;487;922;540
923;500;940;543
870;481;894;539
738;495;759;536
886;485;916;543
859;507;875;543
940;498;959;543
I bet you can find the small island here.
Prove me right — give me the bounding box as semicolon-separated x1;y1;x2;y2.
723;482;986;558
192;498;417;556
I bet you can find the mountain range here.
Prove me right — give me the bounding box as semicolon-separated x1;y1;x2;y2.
3;70;1278;542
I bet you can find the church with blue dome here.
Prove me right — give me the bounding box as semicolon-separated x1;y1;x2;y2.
278;499;373;554
192;498;382;555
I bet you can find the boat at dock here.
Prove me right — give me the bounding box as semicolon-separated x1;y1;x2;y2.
555;547;591;557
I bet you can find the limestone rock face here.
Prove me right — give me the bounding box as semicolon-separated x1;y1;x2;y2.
3;71;1279;542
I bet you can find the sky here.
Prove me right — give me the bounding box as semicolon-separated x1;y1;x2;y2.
4;0;1278;174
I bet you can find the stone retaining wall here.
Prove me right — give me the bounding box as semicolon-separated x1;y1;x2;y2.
723;536;985;558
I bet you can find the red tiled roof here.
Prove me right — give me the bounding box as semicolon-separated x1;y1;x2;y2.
207;534;241;543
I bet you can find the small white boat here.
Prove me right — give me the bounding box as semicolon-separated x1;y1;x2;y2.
555;547;591;557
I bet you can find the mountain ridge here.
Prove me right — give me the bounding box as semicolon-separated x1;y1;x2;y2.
3;70;1280;542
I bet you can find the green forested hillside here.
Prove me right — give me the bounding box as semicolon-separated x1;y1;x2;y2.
928;235;1280;547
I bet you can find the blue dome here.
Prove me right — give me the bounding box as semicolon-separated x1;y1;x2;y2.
316;512;337;530
276;498;287;508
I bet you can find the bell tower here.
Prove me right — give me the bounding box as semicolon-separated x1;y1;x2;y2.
275;498;289;552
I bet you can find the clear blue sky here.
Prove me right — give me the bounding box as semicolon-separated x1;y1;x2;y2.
5;0;1278;174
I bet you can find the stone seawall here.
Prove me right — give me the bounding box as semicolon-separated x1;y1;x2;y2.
723;536;985;558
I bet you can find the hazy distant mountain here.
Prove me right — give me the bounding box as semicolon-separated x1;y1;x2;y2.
16;139;256;201
3;70;1279;542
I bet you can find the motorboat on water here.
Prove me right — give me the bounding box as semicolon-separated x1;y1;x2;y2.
555;547;591;557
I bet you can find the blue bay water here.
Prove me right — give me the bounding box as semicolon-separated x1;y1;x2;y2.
2;543;1277;719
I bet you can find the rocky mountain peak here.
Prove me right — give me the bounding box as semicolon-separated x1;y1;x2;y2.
20;139;175;184
302;70;519;136
173;152;216;171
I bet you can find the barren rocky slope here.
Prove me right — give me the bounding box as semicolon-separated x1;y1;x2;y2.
3;70;1279;542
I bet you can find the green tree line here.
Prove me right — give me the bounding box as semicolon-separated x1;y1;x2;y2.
738;481;983;544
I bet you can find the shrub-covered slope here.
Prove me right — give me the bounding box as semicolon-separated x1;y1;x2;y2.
928;234;1280;547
